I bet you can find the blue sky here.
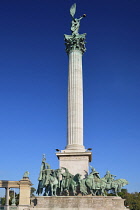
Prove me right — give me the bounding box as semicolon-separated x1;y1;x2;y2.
0;0;140;195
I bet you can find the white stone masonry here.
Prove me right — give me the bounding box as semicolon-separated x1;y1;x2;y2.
66;49;85;151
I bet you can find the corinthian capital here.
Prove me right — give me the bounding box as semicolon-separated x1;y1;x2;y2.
64;33;86;54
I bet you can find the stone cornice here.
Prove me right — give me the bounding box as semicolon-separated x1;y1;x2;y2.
56;151;92;162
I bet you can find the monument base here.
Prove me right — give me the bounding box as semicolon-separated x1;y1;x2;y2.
30;196;127;210
56;151;92;178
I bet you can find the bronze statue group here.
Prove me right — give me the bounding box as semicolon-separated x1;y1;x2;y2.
36;156;128;197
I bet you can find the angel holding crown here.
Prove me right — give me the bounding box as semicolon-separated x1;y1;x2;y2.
70;3;86;35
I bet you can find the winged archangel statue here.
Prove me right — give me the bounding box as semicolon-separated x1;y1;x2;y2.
70;3;86;35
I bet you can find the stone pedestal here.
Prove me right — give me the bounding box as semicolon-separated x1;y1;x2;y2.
30;196;127;210
19;178;32;206
56;151;92;178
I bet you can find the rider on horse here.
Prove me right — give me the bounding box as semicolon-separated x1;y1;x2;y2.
104;171;116;183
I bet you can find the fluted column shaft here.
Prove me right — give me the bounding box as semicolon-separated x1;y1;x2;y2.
66;50;84;150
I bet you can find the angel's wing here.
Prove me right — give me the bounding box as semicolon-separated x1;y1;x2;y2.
70;3;76;18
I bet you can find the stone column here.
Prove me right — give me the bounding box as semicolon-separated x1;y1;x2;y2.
5;187;9;205
65;34;86;151
56;34;92;177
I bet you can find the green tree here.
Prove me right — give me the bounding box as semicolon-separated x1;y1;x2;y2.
1;197;5;205
118;189;140;210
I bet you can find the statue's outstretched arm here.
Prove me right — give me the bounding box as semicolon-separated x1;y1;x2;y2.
79;16;83;21
79;14;86;21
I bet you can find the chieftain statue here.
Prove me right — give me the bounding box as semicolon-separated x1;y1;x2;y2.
36;155;128;196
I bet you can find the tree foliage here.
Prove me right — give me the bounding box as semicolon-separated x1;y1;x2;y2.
118;189;140;210
1;197;5;205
